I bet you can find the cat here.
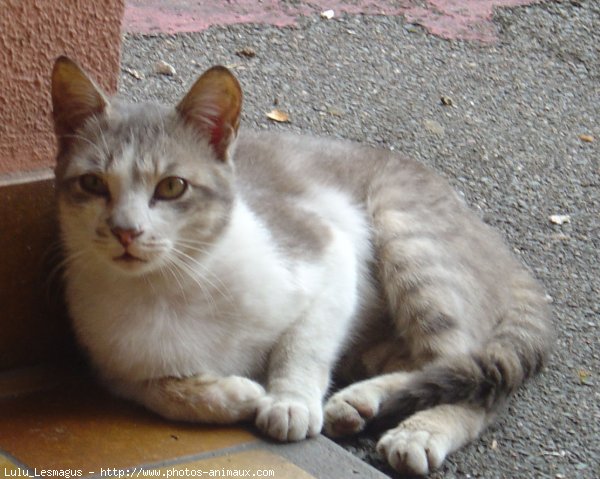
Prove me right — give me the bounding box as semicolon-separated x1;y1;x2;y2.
51;55;554;476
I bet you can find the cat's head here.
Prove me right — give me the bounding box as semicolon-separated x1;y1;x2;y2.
51;56;242;276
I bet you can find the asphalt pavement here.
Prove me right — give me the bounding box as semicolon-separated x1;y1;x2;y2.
119;1;599;477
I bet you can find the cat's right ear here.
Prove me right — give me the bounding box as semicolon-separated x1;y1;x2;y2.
176;66;242;162
51;56;108;140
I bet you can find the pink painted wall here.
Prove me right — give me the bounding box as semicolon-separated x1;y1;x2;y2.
0;0;125;176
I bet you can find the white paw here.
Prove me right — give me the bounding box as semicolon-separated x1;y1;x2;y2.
150;375;265;423
377;425;449;476
256;395;323;442
210;376;266;418
323;384;382;437
189;376;265;422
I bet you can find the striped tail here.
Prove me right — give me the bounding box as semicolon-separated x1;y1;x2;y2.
379;304;554;418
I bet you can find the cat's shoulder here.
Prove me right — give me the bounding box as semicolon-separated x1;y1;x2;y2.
235;129;373;157
234;129;445;194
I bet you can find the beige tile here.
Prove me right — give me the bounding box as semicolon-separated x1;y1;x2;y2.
0;375;256;471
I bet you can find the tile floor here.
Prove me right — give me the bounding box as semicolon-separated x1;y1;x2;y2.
0;364;386;479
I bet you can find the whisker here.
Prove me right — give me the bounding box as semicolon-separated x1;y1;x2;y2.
175;238;216;250
176;237;214;245
174;243;209;254
169;250;240;321
159;259;188;304
43;244;87;306
168;254;221;317
48;248;87;281
171;246;233;304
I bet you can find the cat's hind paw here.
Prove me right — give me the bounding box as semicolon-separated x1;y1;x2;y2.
323;383;382;437
256;395;323;442
376;424;448;476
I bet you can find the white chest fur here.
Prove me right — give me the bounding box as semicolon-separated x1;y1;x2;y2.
65;195;373;383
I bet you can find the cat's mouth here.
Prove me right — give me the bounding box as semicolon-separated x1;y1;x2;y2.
113;252;147;263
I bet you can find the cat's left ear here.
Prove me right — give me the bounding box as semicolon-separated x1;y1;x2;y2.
176;66;242;162
51;56;109;140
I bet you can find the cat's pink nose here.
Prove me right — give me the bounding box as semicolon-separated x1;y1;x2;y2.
111;227;143;247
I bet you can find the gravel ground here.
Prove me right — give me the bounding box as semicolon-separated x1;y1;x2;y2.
119;1;599;477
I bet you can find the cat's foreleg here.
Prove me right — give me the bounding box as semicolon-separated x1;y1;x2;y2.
256;288;358;441
377;403;491;476
255;318;334;442
256;227;362;441
110;375;265;423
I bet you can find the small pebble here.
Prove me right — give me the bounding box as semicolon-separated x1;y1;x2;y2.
441;95;454;106
549;214;570;225
236;47;256;58
321;9;335;20
155;60;176;76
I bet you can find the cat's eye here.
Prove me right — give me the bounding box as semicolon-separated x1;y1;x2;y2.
154;177;188;200
79;173;109;197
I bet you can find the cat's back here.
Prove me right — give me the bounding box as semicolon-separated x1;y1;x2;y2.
233;130;439;199
233;130;466;224
230;129;480;267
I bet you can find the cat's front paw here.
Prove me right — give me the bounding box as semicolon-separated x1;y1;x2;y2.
323;383;382;437
206;376;266;421
157;375;266;423
376;424;448;476
255;395;323;442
